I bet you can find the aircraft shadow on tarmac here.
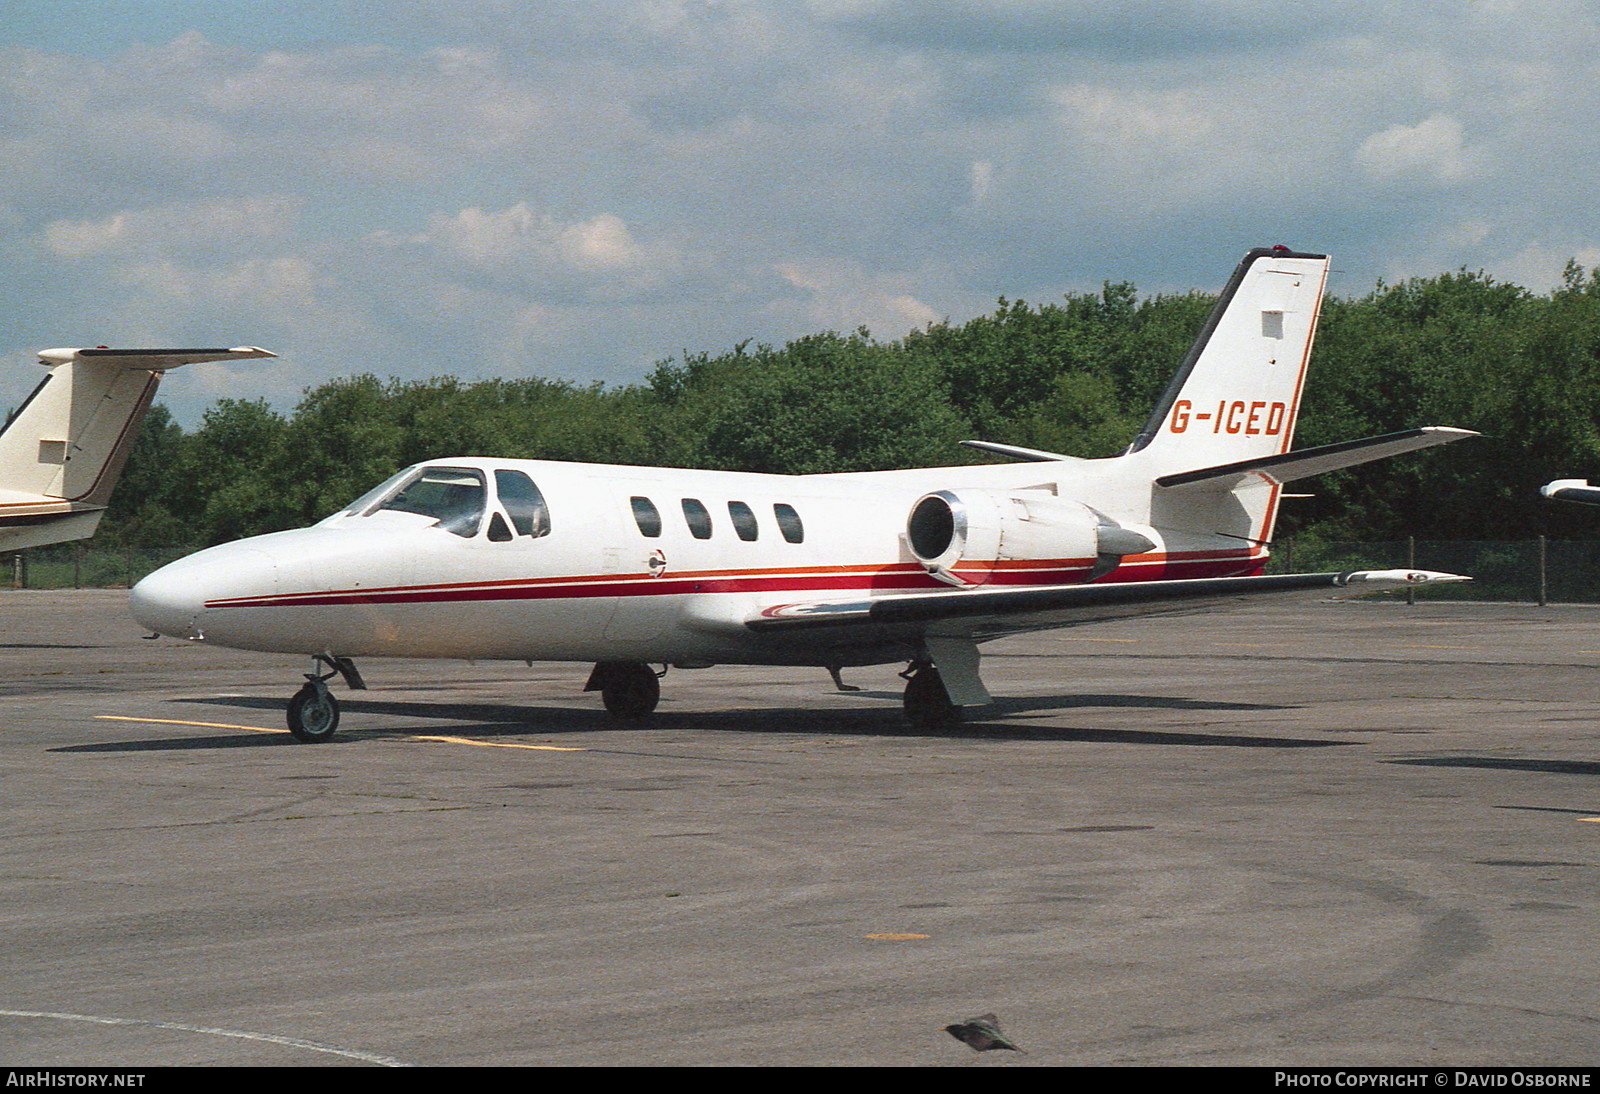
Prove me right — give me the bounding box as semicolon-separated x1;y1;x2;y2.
55;733;300;752
54;690;1339;752
1390;756;1600;777
0;643;104;649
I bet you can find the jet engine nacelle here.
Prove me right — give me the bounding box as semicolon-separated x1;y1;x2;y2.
906;488;1155;586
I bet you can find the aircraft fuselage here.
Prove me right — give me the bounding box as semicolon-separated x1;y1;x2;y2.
130;453;1266;668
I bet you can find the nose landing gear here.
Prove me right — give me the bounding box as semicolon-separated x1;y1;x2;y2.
287;676;340;742
286;655;362;742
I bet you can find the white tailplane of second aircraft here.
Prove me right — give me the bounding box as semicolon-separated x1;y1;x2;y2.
0;346;275;550
130;247;1476;740
1541;479;1600;506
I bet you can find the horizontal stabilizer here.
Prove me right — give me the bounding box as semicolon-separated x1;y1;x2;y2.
747;568;1470;637
959;440;1075;463
1155;427;1478;491
36;346;276;369
0;509;105;551
1541;479;1600;507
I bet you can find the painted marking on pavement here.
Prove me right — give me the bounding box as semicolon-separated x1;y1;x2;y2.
97;715;282;733
0;1008;413;1067
96;716;585;752
415;735;586;752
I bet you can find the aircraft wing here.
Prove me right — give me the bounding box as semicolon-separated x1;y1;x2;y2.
746;569;1469;643
1541;479;1600;506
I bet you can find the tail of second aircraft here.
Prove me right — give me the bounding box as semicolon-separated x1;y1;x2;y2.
0;346;274;550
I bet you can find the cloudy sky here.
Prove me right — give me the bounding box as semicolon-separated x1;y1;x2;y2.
4;0;1599;424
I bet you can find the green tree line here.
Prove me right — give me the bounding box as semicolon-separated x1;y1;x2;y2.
92;263;1600;550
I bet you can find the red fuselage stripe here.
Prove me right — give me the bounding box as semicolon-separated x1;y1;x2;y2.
205;550;1265;610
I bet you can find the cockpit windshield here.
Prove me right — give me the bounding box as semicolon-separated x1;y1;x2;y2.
334;466;417;519
358;466;486;538
334;464;554;541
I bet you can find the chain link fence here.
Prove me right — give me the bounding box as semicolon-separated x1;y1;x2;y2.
4;539;1600;603
1264;539;1600;603
0;546;197;591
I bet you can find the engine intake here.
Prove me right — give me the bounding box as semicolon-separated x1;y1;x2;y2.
906;489;1153;586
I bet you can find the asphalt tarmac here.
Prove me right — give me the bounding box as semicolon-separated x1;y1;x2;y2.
2;589;1598;1067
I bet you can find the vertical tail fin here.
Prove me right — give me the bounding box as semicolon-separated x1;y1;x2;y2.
1127;247;1329;472
0;346;274;549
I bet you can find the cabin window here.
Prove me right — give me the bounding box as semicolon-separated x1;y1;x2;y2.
631;496;662;537
728;501;759;541
682;498;713;539
487;512;514;542
373;466;485;538
494;470;551;538
773;503;804;543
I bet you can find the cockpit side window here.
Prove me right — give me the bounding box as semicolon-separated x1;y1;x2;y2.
371;467;486;538
494;470;551;538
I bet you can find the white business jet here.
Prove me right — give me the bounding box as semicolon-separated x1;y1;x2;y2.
1540;479;1600;506
130;248;1474;741
0;346;275;550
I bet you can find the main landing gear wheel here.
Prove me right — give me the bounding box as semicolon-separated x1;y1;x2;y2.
287;679;340;742
902;662;961;731
591;661;661;719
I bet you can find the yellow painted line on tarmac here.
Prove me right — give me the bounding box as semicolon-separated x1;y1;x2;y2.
1062;638;1495;652
1580;818;1600;824
865;933;930;940
97;715;284;734
414;735;586;752
96;716;585;752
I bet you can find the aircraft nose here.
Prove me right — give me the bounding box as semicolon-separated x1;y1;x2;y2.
130;546;279;640
130;563;205;639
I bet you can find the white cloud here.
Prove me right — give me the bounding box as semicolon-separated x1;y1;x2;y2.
1485;240;1600;293
116;255;320;308
43;197;301;259
771;260;941;335
391;203;686;302
1052;85;1215;149
968;160;995;204
1354;114;1479;184
425;205;650;270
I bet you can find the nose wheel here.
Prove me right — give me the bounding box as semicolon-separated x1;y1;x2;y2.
287;678;340;742
285;655;363;742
